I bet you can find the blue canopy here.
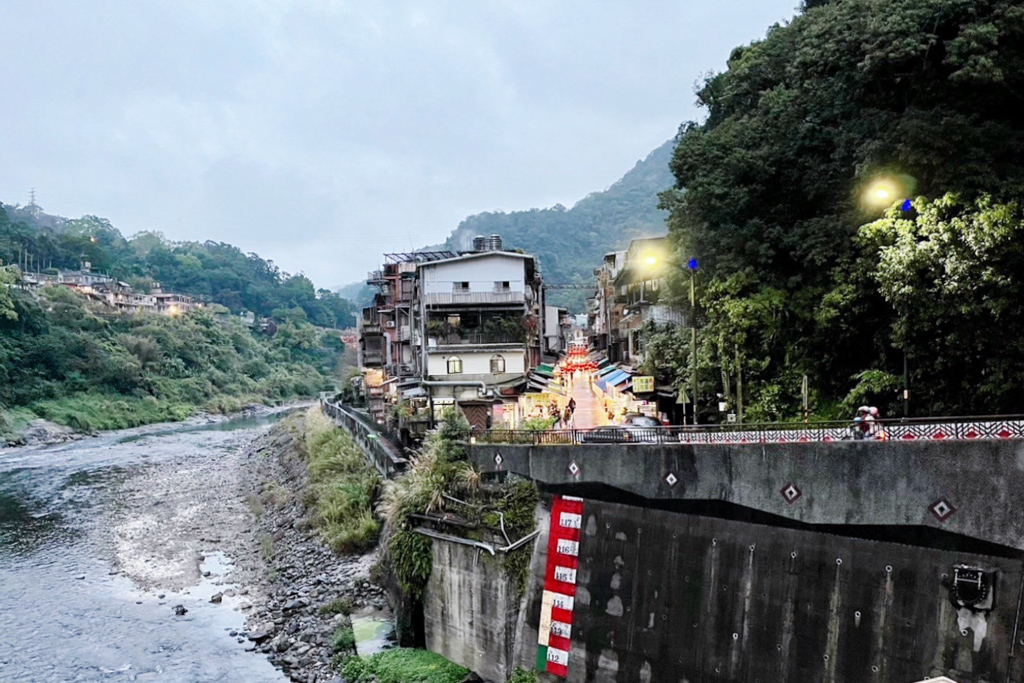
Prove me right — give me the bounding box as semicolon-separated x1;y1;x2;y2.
605;369;631;386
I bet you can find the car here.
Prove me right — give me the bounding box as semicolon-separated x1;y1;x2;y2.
622;413;660;427
580;424;662;444
580;426;635;443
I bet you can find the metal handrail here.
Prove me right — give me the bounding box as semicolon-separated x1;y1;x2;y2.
476;415;1024;446
320;399;409;477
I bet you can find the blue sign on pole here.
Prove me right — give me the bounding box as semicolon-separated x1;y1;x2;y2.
687;258;699;271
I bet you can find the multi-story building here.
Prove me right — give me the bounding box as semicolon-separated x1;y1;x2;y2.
151;289;196;316
358;235;545;433
588;250;627;360
542;305;573;357
589;237;685;367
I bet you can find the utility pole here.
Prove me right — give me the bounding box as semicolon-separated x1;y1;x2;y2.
903;351;910;417
736;346;743;424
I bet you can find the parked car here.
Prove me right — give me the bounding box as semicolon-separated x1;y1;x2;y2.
622;413;660;427
580;426;635;443
580;424;661;444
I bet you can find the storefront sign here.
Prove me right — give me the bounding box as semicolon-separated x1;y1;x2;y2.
632;375;655;393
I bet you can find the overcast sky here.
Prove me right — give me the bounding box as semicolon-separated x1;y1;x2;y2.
2;0;797;288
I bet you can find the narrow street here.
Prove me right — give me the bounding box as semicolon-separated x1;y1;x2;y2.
566;373;608;430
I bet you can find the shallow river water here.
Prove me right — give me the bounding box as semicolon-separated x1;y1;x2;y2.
0;415;288;683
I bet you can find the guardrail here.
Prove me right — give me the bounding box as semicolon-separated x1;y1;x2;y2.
476;415;1024;446
320;399;408;477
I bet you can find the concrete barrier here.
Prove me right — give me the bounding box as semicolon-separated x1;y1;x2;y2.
471;439;1024;552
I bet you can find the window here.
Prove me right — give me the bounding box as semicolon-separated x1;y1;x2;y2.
493;281;510;292
453;281;470;293
447;356;463;374
490;354;506;373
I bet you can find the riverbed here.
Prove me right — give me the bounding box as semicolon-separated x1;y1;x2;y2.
0;413;291;682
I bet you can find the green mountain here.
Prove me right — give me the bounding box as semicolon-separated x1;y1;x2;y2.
444;139;675;311
0;201;351;439
0;203;356;328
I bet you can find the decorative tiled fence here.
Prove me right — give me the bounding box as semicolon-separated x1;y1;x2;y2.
479;417;1024;446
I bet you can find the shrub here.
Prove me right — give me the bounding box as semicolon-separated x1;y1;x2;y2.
302;408;381;553
508;668;538;683
329;622;355;652
340;649;468;683
319;597;353;616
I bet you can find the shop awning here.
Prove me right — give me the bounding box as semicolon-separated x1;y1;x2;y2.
605;369;631;386
534;363;555;378
528;378;549;391
596;365;618;378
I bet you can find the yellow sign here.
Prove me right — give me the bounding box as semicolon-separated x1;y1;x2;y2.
632;376;655;393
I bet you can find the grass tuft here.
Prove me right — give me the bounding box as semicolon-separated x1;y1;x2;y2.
302;407;381;553
340;649;468;683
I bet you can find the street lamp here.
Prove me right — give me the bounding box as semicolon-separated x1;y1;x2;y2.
687;258;698;424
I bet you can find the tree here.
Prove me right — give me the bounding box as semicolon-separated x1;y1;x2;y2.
0;263;19;320
860;194;1024;412
662;0;1024;417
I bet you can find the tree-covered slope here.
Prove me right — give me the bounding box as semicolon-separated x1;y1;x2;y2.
444;139;675;309
655;0;1024;418
0;203;357;328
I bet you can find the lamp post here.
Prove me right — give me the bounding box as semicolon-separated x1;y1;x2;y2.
687;258;698;424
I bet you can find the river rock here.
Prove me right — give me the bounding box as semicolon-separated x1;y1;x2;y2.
173;605;188;616
210;592;223;603
248;623;276;642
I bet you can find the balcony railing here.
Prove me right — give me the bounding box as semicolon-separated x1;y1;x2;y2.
424;291;525;306
429;331;525;346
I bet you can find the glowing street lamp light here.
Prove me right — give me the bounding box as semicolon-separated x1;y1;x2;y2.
863;177;901;211
643;255;657;266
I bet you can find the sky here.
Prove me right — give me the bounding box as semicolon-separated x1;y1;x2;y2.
2;0;798;289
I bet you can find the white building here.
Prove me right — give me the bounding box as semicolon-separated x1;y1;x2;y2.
416;246;543;432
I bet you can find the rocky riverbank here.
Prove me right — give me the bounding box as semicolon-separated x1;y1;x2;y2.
237;416;392;682
107;409;390;683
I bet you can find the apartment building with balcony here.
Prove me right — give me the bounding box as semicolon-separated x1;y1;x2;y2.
358;236;545;432
588;250;627;360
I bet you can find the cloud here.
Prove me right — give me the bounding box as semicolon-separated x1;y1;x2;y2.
1;0;796;287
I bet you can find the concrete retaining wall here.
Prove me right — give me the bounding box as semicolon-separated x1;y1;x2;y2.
423;536;528;682
471;440;1024;551
515;497;1024;683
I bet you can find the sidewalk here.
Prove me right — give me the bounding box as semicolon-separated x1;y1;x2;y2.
566;373;608;430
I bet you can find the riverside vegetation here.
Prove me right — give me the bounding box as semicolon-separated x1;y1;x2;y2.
0;200;359;440
0;282;344;440
253;408;513;681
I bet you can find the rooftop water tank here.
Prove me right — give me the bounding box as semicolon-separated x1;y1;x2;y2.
488;234;503;251
472;235;487;252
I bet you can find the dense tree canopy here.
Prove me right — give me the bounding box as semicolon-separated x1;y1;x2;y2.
660;0;1024;418
0;285;343;435
0;203;357;327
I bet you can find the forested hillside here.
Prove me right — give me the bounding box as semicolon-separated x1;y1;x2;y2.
0;202;354;440
1;203;356;328
652;0;1024;418
444;139;675;310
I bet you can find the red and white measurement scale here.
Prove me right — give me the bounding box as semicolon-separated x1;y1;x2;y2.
536;495;584;677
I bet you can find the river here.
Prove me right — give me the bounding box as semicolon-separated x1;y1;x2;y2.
0;414;290;683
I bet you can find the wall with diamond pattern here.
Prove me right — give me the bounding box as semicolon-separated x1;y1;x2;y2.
473;440;1024;551
512;497;1024;683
